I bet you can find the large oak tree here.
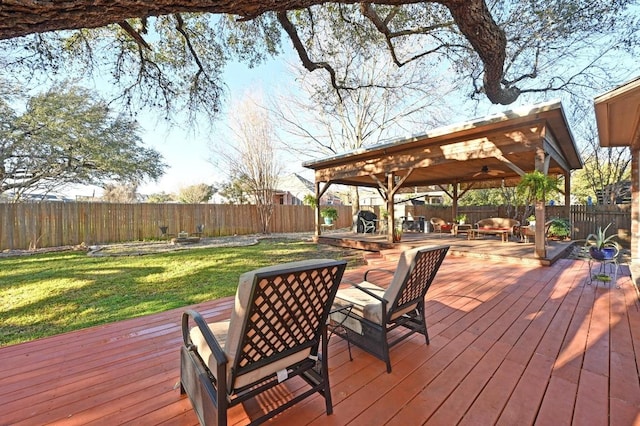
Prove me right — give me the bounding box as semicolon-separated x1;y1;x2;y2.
0;1;636;119
0;85;166;200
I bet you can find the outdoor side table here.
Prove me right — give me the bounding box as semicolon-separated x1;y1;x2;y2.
327;302;354;361
453;223;472;237
320;223;334;232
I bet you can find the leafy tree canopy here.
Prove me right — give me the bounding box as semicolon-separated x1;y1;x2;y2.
146;191;175;203
177;183;216;203
0;85;166;200
0;1;637;122
102;182;139;203
218;175;251;204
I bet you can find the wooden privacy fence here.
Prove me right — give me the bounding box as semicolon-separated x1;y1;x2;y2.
0;202;631;250
0;203;353;250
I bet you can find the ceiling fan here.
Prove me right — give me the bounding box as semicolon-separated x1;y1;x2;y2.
472;165;505;177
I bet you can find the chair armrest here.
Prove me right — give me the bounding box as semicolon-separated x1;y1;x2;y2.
363;268;394;282
182;309;227;367
353;283;386;303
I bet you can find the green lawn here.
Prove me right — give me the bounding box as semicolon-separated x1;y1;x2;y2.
0;239;358;347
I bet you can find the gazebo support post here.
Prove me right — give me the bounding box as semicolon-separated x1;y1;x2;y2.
564;171;571;234
314;180;334;238
534;150;547;259
386;173;395;243
452;183;459;224
314;180;321;239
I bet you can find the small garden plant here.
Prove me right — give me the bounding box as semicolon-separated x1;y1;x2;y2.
320;207;339;223
547;218;571;240
455;213;467;224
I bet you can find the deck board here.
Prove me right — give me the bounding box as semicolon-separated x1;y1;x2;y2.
1;251;639;425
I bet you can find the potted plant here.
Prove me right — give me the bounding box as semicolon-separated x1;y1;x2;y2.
585;223;619;260
393;225;403;242
320;207;339;225
516;171;560;203
303;194;318;209
547;218;571;240
455;213;467;225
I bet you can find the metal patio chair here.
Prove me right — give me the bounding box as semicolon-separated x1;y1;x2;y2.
180;258;347;425
329;245;449;373
360;216;376;234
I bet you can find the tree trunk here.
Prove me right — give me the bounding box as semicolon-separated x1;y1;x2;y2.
351;187;360;218
444;0;518;105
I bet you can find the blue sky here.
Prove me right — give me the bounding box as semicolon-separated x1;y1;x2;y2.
71;55;297;198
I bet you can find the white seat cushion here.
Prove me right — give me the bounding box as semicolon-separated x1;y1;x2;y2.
332;246;439;329
333;281;386;325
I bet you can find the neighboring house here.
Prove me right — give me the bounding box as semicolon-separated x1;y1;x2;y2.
3;193;73;202
358;187;384;206
274;173;342;206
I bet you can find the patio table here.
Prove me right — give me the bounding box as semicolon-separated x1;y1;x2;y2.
469;228;510;243
453;223;472;236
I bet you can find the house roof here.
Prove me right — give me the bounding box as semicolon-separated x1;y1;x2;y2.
303;100;582;190
276;173;315;194
594;75;640;149
275;173;341;201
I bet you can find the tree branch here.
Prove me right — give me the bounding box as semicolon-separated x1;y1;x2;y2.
360;3;455;67
118;21;151;50
0;0;429;40
277;10;342;99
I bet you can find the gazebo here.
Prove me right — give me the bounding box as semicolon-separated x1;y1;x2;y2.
303;100;582;259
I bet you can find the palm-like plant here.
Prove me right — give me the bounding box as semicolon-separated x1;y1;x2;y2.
585;223;618;250
585;223;619;260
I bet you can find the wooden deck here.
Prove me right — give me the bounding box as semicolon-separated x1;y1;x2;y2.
1;251;639;425
318;230;575;266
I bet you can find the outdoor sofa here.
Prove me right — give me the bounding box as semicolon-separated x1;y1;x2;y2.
473;217;520;241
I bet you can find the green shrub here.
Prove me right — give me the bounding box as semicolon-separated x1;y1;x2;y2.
547;218;570;239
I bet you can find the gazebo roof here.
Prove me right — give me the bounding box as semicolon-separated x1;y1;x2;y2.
303;100;582;190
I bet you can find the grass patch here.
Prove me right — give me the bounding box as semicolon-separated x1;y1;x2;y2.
0;239;360;346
